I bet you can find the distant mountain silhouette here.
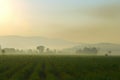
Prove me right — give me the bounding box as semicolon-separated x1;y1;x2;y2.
0;35;120;55
0;35;77;49
64;43;120;55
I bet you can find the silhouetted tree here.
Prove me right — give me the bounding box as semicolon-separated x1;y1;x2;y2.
83;47;91;54
91;47;98;54
82;47;98;54
2;49;5;55
108;51;112;54
37;46;45;53
105;54;108;56
3;48;16;53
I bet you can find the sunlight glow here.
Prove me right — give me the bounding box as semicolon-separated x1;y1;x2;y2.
0;0;12;24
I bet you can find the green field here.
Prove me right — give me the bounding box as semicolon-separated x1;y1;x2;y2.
0;55;120;80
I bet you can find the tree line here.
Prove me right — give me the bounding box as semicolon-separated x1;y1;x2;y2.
76;47;98;54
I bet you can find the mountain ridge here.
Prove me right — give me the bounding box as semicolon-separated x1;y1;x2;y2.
0;35;120;51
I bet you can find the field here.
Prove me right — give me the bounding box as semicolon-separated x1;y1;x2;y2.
0;55;120;80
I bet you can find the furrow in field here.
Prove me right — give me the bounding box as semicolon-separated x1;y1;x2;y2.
9;62;36;80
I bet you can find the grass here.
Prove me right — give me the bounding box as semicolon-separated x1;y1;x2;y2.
0;55;120;80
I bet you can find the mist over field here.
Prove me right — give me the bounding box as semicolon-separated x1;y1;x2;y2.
0;0;120;80
0;35;119;56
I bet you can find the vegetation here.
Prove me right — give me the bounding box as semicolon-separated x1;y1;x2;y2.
37;46;45;53
76;47;98;54
0;55;120;80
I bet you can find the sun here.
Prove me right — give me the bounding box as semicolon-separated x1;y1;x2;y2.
0;0;12;24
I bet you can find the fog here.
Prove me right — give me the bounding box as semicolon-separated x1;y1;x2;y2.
0;0;120;55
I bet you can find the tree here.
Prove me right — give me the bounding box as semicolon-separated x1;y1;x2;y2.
91;47;98;54
2;49;5;55
83;47;91;54
108;51;112;54
37;46;45;53
46;48;50;53
82;47;98;54
105;54;108;56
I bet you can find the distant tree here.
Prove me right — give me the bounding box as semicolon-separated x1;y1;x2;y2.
46;48;50;53
83;47;91;54
105;54;108;56
1;49;5;55
3;48;16;53
108;51;112;55
82;47;98;54
37;46;45;53
91;47;98;54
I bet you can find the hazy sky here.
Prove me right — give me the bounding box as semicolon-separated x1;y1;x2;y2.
0;0;120;43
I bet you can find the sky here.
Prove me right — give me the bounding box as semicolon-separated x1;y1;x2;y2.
0;0;120;43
